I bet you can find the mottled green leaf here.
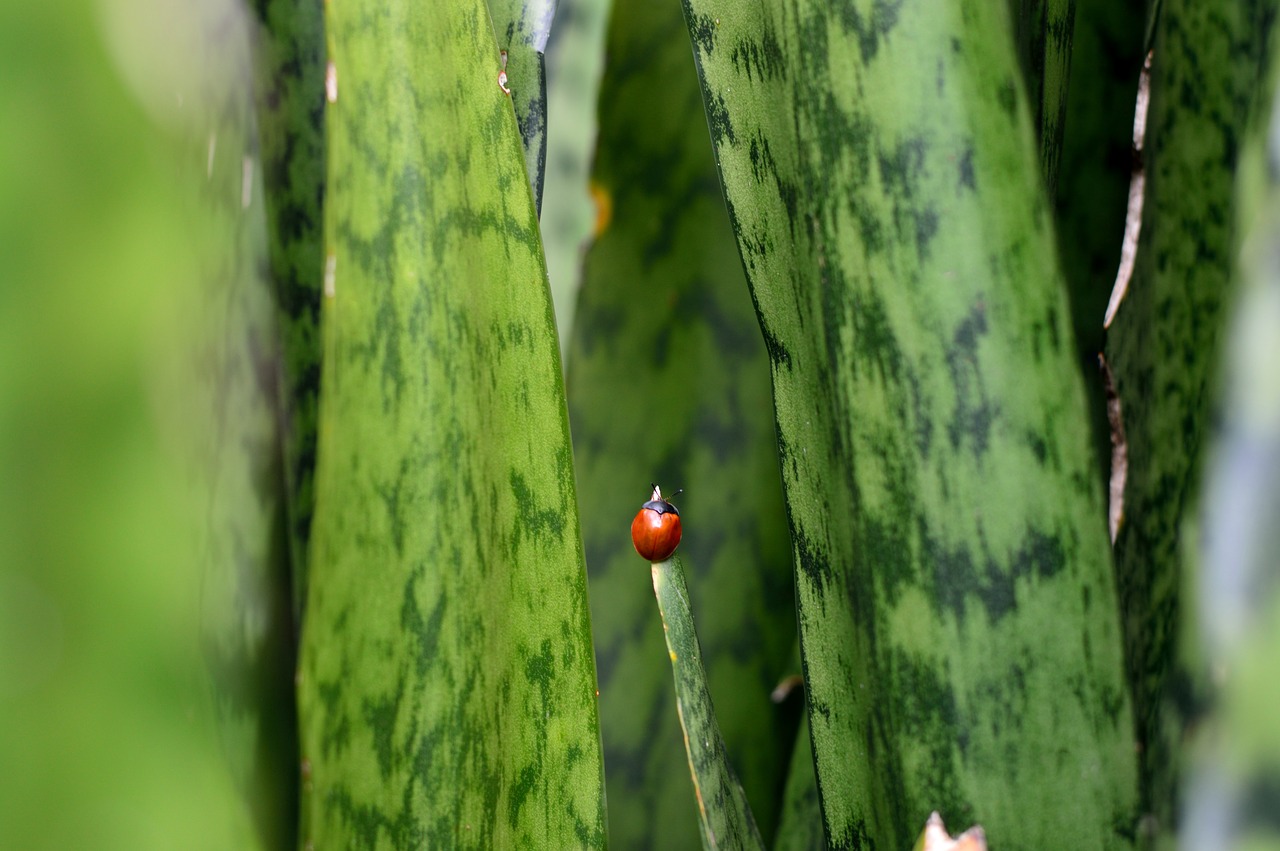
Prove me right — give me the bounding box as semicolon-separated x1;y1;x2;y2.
248;0;327;614
297;2;605;847
771;708;824;851
1009;0;1077;194
197;10;298;849
542;0;611;350
489;0;556;212
1184;32;1280;846
1054;0;1144;361
681;0;1138;846
0;1;267;847
1106;0;1278;839
565;0;797;845
650;556;765;851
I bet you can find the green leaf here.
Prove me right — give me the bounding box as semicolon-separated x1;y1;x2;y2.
249;0;327;614
565;0;797;844
541;0;611;350
296;2;605;847
1008;0;1077;194
650;557;765;851
488;0;556;212
1184;32;1280;844
197;14;299;850
0;2;268;847
681;1;1138;846
771;708;824;851
1105;0;1278;838
1053;0;1144;361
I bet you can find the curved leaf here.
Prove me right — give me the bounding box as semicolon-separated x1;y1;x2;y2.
681;1;1138;846
296;2;605;847
565;0;797;845
489;0;557;212
1105;0;1278;838
650;556;765;851
1185;33;1280;844
541;0;610;349
248;0;327;614
1009;0;1077;194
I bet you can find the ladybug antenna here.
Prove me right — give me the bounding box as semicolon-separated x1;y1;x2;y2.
670;488;683;501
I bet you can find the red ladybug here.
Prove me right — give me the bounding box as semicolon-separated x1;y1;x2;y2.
631;484;682;562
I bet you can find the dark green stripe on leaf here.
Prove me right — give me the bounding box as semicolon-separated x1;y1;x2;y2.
682;0;1138;847
298;2;604;848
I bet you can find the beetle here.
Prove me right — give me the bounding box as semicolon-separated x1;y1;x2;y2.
631;483;682;562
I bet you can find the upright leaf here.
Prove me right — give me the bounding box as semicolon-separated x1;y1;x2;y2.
681;1;1137;846
489;0;557;212
541;0;611;348
1106;0;1279;839
566;0;797;845
0;1;266;847
1009;0;1077;194
249;0;327;613
297;2;605;847
197;7;298;848
650;556;765;851
1054;0;1144;363
1185;34;1280;846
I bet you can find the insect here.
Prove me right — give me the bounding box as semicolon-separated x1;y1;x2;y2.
631;484;682;562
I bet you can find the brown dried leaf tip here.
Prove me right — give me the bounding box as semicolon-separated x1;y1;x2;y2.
914;812;987;851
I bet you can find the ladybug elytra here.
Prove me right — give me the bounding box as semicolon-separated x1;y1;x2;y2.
631;484;682;562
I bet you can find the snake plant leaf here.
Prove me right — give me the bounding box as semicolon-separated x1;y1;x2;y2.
650;557;766;851
681;1;1137;847
488;0;557;212
771;708;824;851
1105;0;1278;838
248;0;327;615
1053;0;1144;363
1008;0;1077;195
296;2;605;847
195;13;298;850
565;0;797;844
0;1;267;847
541;0;611;351
1184;38;1280;845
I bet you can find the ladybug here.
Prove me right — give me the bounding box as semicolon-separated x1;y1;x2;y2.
631;484;682;562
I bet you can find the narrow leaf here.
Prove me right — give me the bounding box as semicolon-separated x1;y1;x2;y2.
248;0;327;614
541;0;611;349
198;12;299;848
1105;0;1278;838
565;0;797;844
1184;30;1280;842
297;2;605;847
1009;0;1077;194
682;1;1138;847
771;709;824;851
488;0;557;212
651;556;765;851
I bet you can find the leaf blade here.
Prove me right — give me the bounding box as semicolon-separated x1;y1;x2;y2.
297;2;605;847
